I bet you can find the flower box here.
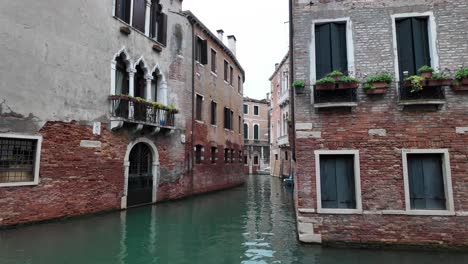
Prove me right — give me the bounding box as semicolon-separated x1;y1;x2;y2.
337;81;359;89
315;83;336;90
366;88;388;95
462;78;468;85
451;84;468;91
426;79;452;87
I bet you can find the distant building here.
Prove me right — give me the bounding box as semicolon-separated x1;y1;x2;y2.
243;97;270;175
269;53;292;178
291;0;468;248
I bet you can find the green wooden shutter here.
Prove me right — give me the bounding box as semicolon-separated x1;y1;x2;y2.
320;156;338;208
201;40;208;65
321;155;355;209
244;124;248;139
330;23;348;75
411;18;431;72
254;125;259;140
315;23;332;79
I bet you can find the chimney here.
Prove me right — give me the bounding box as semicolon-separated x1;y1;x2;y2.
227;35;237;56
217;29;224;41
275;63;279;70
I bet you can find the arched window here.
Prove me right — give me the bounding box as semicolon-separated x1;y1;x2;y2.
150;0;167;45
134;64;146;98
254;124;259;140
244;123;248;140
115;55;129;95
151;71;159;102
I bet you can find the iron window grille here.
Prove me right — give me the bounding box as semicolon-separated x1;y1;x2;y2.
0;138;37;184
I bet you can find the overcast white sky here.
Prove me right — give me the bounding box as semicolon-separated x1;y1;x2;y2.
183;0;290;100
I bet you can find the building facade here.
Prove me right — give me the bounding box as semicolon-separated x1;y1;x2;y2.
292;0;468;247
269;54;293;178
243;98;270;175
0;0;245;227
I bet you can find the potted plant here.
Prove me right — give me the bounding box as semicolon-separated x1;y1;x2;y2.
455;67;468;85
426;72;452;87
327;70;344;81
315;77;336;90
337;76;360;89
418;65;434;79
404;75;425;93
364;73;393;94
292;80;305;92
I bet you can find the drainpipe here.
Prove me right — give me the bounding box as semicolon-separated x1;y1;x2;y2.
289;0;296;162
189;17;196;195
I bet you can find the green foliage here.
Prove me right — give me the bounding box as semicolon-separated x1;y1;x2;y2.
431;72;450;80
134;97;146;102
340;76;359;83
152;101;165;109
405;75;424;93
452;80;461;86
417;65;434;73
292;80;305;88
316;77;335;84
366;74;393;84
455;68;468;80
167;103;180;113
327;70;344;77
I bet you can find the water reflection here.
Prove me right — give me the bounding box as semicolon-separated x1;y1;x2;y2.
0;175;468;264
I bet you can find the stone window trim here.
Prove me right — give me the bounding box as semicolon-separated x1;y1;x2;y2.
0;133;42;188
253;105;260;116
244;123;249;140
314;150;363;215
243;104;249;115
401;149;455;216
310;17;355;84
112;0;167;47
391;12;439;82
210;48;218;74
253;123;260;141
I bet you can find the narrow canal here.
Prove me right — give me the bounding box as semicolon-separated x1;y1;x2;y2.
1;175;468;264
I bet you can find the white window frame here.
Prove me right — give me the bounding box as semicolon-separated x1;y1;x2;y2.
402;149;455;216
253;105;260;116
0;134;42;187
310;17;355;84
315;150;362;214
243;104;249;115
391;12;439;82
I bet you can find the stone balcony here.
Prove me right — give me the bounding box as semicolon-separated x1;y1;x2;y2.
277;135;289;148
278;90;290;107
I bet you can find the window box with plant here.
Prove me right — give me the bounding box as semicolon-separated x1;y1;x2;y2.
403;75;425;93
293;80;305;91
455;67;468;85
327;70;344;81
337;76;360;89
426;72;452;87
418;65;434;79
315;77;336;90
364;74;392;95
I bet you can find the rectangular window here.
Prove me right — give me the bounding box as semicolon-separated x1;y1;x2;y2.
238;116;241;133
243;104;248;114
230;66;234;85
230;110;234;131
254;156;259;165
195;145;202;164
210;101;217;125
211;49;217;73
244;155;248;165
195;37;208;64
315;150;362;214
231;150;235;163
253;125;259;140
0;135;42;187
211;147;217;164
285;151;288;161
238;76;242;93
115;0;131;23
196;94;203;121
224;108;233;130
132;0;146;32
275;154;278;161
402;149;454;214
244;124;248;140
224;61;229;82
254;106;259;116
396;17;430;80
224;148;229;163
239;151;242;163
315;22;348;79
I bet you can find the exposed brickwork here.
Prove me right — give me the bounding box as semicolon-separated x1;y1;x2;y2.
292;0;468;247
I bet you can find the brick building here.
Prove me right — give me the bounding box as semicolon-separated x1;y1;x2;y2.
243;98;270;175
0;0;245;227
269;53;293;178
291;0;468;247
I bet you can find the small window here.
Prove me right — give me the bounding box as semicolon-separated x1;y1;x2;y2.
244;155;248;165
238;76;242;94
238;116;241;133
211;49;217;73
403;150;454;213
315;22;348;79
315;151;361;213
254;106;259;116
285;151;288;161
254;156;259;165
115;0;131;23
224;61;229;82
210;101;217;125
0;135;42;186
243;124;248;140
195;145;203;164
253;125;259;140
132;0;146;33
150;1;167;45
230;110;234;131
231;150;235;163
195;37;208;64
229;66;234;85
275;154;278;161
224;148;229;163
211;147;217;164
243;104;248;114
224;108;233;130
196;94;203;121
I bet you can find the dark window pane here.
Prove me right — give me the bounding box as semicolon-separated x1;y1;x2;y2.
254;106;259;115
224;61;228;81
196;95;203;121
195;145;202;164
210;101;217;125
254;125;259;140
132;0;146;32
320;155;356;209
243;104;248;114
211;49;217;72
116;0;131;23
244;124;248;139
315;22;348;79
0;138;37;183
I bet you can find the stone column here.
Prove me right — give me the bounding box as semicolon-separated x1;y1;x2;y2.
121;161;130;209
128;71;135;119
158;79;168;105
146;78;153;101
145;0;152;36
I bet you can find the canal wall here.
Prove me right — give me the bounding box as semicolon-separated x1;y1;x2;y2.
292;0;468;248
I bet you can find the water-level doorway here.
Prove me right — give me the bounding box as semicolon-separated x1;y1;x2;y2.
127;142;154;207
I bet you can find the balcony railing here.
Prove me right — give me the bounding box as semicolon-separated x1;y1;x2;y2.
313;88;357;108
398;81;445;104
109;95;175;128
278;90;290;106
277;135;289;147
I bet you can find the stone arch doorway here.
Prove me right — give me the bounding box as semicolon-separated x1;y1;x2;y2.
123;138;159;208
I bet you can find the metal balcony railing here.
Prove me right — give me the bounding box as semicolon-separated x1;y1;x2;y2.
277;135;289;147
278;90;290;106
109;95;175;127
313;88;357;105
398;81;445;102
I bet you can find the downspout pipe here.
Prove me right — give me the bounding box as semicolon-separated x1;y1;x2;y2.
289;0;296;162
188;17;196;195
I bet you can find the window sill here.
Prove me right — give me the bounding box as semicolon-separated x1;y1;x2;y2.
195;120;204;124
403;210;455;216
317;208;363;215
211;71;218;77
113;16;166;48
0;181;39;188
314;102;358;109
398;100;446;106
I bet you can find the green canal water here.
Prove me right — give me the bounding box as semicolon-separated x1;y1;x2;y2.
1;175;468;264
